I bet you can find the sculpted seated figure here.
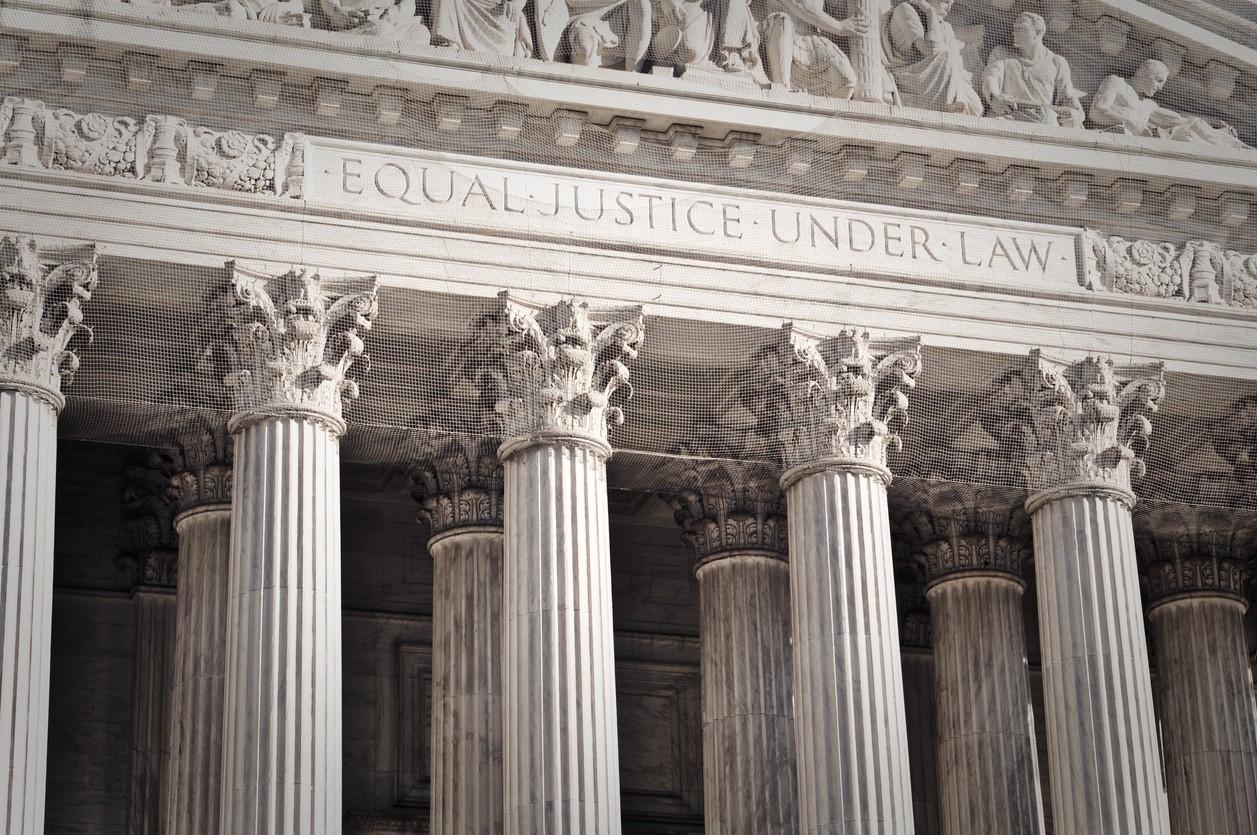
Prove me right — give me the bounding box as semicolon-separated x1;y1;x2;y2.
319;0;432;40
981;11;1083;128
429;0;532;54
883;0;981;115
173;0;308;26
758;0;871;97
1090;59;1250;149
534;0;652;70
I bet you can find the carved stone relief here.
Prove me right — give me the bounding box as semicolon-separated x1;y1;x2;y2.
1090;59;1249;149
1085;231;1257;309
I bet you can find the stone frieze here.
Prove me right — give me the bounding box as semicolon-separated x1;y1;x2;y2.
1084;230;1257;309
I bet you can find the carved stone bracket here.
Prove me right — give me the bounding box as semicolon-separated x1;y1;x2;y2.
166;421;234;512
481;291;644;454
1085;230;1257;309
121;450;180;588
996;350;1165;506
0;96;306;197
409;434;504;536
1137;507;1255;608
211;262;379;433
0;234;98;410
772;324;921;482
665;461;788;563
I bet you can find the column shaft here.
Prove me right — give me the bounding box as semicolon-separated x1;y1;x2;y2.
430;528;504;834
220;417;343;835
928;576;1044;834
0;391;57;835
166;506;232;835
1149;597;1257;834
1032;494;1169;834
901;651;940;835
698;553;796;834
128;588;176;835
502;441;621;834
787;468;914;833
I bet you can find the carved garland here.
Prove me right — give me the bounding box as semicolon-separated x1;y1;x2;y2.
1085;231;1257;309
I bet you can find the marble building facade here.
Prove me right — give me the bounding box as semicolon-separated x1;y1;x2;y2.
2;0;1257;834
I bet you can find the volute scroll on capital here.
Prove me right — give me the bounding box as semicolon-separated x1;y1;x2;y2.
481;290;644;459
0;234;99;411
773;323;921;487
664;461;788;566
211;262;380;435
409;434;505;538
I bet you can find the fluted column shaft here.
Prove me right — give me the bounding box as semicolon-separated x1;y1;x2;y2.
430;527;504;834
220;417;343;835
1148;595;1257;834
0;391;57;835
128;586;176;835
697;552;796;834
786;466;914;834
501;438;621;834
1031;493;1169;834
927;575;1044;835
900;650;940;835
166;505;232;835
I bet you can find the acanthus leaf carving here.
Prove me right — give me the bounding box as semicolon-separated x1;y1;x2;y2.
664;461;788;561
213;262;379;431
1084;230;1257;309
165;420;234;511
773;323;921;476
409;435;504;535
1136;506;1255;606
120;450;181;589
0;234;98;409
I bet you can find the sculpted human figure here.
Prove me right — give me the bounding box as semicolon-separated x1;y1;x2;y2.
981;11;1084;128
429;0;532;54
883;0;981;115
759;0;871;97
178;0;308;25
319;0;432;40
534;0;652;71
1090;59;1250;149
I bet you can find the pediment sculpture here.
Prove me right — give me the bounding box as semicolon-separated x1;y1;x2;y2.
1089;59;1250;149
882;0;981;115
318;0;432;40
980;11;1084;128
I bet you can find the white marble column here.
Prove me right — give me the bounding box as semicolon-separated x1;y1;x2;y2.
773;325;921;833
1011;352;1170;835
0;236;97;835
918;517;1045;835
1139;513;1257;834
212;265;379;835
412;438;504;835
487;294;642;834
164;426;233;835
669;465;796;834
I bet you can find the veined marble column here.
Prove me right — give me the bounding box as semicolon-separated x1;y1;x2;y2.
668;464;796;834
916;510;1045;835
412;438;504;835
893;561;939;835
213;264;379;835
0;236;97;835
1139;511;1257;834
486;294;642;834
773;325;921;833
1009;351;1170;834
164;425;233;835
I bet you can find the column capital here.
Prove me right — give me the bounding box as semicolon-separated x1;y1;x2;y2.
410;435;504;538
213;262;379;435
166;421;234;517
999;351;1164;509
894;559;932;650
773;324;921;485
0;234;98;411
485;292;643;457
1137;507;1254;609
665;462;788;564
121;451;180;589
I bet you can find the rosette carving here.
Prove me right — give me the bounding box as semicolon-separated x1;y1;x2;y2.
166;421;234;512
213;263;379;431
1136;508;1255;607
0;234;98;409
996;351;1164;500
46;108;146;177
1084;229;1257;308
772;324;921;476
189;126;305;195
665;462;788;561
483;292;643;446
409;435;504;535
121;451;181;588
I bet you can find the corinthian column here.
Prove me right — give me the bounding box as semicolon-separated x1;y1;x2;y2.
907;491;1045;835
1007;351;1170;834
892;559;939;835
772;324;921;833
667;463;796;835
411;437;504;835
484;293;643;834
1138;509;1257;834
0;235;97;835
164;425;233;835
212;263;379;835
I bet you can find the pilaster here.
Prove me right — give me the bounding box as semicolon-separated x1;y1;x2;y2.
1007;351;1170;834
211;263;378;835
667;462;796;835
772;324;921;833
482;293;642;835
0;234;97;835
